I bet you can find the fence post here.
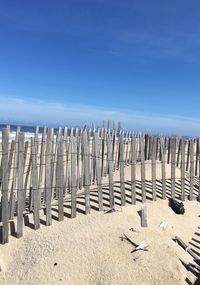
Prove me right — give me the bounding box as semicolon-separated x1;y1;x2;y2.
38;126;46;206
101;126;106;177
148;136;152;160
31;137;40;230
17;132;25;238
186;140;190;172
176;138;181;168
107;133;114;208
91;128;96;184
181;137;185;201
124;132;129;165
171;137;176;199
189;139;194;201
160;137;166;200
111;128;116;164
1;128;9;243
94;132;103;211
140;135;146;203
71;135;77;218
131;136;136;205
114;130;120;171
151;136;157;201
83;131;90;215
24;141;32;211
10;127;20;217
45;128;53;226
56;131;64;221
155;137;159;161
63;127;68;195
119;133;126;206
79;129;84;190
167;137;171;164
34;125;39;147
51;129;58;199
198;148;200;202
8;140;15;219
195;138;199;176
144;134;149;161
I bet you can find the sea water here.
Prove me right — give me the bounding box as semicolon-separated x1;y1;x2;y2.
0;124;59;142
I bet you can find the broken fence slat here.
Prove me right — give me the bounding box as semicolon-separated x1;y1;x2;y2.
141;206;148;227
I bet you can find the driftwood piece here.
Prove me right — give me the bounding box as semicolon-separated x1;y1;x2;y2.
122;234;148;252
123;234;137;247
132;241;148;253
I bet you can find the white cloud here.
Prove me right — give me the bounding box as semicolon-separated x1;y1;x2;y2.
0;96;200;136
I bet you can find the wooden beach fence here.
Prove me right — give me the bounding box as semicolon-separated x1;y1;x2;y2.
0;123;200;244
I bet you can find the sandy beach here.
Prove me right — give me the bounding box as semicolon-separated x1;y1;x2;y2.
0;163;200;285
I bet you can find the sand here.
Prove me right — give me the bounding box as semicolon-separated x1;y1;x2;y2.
0;163;200;285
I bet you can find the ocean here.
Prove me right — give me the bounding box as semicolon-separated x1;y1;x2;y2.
0;123;123;142
0;124;61;141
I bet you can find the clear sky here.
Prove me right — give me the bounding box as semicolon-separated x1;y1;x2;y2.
0;0;200;135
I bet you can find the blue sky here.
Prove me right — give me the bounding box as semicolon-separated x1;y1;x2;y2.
0;0;200;135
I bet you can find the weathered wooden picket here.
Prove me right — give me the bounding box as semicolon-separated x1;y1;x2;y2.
0;122;200;244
